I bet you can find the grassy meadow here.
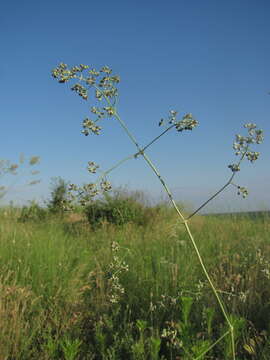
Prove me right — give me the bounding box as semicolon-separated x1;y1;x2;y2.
0;199;269;359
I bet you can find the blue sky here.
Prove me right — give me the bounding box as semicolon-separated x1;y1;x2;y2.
1;0;269;212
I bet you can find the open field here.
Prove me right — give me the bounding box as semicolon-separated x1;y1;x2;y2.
0;205;269;359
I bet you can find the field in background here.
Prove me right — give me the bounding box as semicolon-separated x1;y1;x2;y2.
0;202;269;359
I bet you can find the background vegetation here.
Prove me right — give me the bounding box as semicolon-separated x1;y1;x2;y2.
0;194;269;359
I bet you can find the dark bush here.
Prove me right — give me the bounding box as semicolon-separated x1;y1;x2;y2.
84;193;147;227
18;202;48;222
47;177;69;214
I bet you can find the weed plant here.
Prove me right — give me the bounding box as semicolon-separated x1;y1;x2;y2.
50;62;264;359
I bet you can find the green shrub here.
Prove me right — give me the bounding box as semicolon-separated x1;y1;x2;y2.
18;201;48;222
47;177;69;214
84;193;147;227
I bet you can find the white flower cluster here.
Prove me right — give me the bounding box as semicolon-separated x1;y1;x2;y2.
107;241;129;304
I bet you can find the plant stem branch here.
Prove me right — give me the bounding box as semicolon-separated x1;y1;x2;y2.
187;175;234;220
93;87;236;359
95;154;135;185
135;124;176;156
187;150;247;219
194;330;231;360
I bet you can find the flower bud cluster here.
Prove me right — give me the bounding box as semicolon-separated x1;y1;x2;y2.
233;124;263;154
82;118;101;136
228;123;263;173
106;241;129;304
52;63;120;104
90;106;115;117
87;161;99;173
67;182;98;206
85;76;96;86
175;113;198;132
246;151;260;163
81;184;99;206
52;63;121;138
95;87;118;100
95;89;103;101
89;68;100;76
90;107;105;117
244;123;264;143
51;63;89;83
161;321;182;349
159;111;198;132
237;186;248;198
71;83;88;100
67;177;112;207
100;66;112;74
111;241;120;252
81;106;116;136
68;183;78;191
82;183;99;195
100;180;112;191
228;164;240;173
103;106;115;116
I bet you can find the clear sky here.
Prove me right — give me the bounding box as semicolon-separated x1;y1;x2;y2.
1;0;269;212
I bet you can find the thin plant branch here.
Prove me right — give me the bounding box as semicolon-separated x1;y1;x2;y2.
187;150;247;219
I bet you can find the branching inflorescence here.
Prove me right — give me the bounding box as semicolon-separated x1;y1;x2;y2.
52;62;264;359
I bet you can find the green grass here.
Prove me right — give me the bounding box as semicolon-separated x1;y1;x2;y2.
0;206;269;359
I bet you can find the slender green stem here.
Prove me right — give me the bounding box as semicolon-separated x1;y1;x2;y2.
187;175;234;220
139;151;186;222
183;221;234;334
134;124;176;157
216;289;237;297
95;154;135;184
94;85;142;151
194;330;231;360
142;152;235;359
187;150;248;219
93;86;236;359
